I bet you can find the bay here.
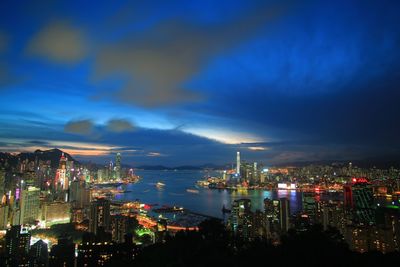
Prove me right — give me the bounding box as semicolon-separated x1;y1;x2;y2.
114;170;306;218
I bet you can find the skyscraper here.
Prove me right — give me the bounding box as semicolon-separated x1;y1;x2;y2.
279;198;290;232
236;151;240;174
251;162;259;185
41;201;71;227
0;204;8;229
70;180;91;209
229;198;252;238
302;192;317;218
19;186;40;225
0;168;5;197
54;153;68;191
115;153;121;180
89;198;111;235
346;178;375;225
5;225;31;265
30;239;49;267
49;237;75;267
264;198;280;224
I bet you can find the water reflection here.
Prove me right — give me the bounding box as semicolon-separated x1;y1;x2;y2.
115;170;305;218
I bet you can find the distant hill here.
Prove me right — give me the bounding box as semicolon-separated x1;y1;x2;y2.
273;158;400;169
135;163;228;170
0;148;76;169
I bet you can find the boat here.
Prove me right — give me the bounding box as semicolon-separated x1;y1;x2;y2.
186;189;199;194
156;182;166;188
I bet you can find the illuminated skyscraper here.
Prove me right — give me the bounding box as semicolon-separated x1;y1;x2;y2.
345;178;375;225
264;198;280;224
109;161;113;180
70;180;91;209
19;186;40;225
115;153;121;180
252;162;259;184
229;198;252;238
89;198;111;235
41;201;71;227
279;198;290;232
5;225;31;265
54;153;68;191
30;239;49;267
0;204;9;229
0;168;5;197
302;192;317;218
236;151;240;174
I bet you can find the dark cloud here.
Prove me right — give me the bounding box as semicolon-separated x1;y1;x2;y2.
1;1;400;164
106;119;135;133
189;0;400;157
27;21;87;63
0;31;8;53
92;1;293;107
64;120;94;135
0;30;20;88
26;140;50;146
0;64;13;87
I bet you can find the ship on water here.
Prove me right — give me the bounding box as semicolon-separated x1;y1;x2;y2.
156;181;166;188
186;189;199;194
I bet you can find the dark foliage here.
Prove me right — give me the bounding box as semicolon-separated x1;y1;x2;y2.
132;220;399;267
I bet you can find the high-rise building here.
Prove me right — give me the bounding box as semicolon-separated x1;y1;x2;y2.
343;184;353;209
77;234;138;266
30;239;49;267
19;186;40;225
319;200;344;231
5;225;31;265
252;162;259;184
41;201;71;227
54;153;68;191
344;178;375;225
111;214;128;243
236;151;240;174
251;209;268;238
0;168;5;197
49;237;75;267
302;192;317;219
97;169;105;183
89;198;111;235
279;198;290;232
229;198;252;238
0;204;9;229
69;180;91;209
265;198;291;233
111;214;137;244
108;161;114;180
115;153;121;180
264;198;280;224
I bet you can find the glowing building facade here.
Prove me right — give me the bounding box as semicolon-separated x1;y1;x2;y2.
54;153;69;191
19;186;40;225
236;151;240;174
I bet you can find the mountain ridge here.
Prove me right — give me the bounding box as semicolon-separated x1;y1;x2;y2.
0;148;76;169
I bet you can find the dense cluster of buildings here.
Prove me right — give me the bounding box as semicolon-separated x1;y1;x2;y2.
0;149;399;266
226;152;400;253
0;151;144;266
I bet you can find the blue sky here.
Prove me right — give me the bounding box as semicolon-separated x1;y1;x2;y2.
0;0;399;166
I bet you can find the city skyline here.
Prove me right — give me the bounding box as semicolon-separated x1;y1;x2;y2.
1;1;400;265
1;1;400;166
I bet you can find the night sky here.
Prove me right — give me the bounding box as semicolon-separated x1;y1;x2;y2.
0;0;399;166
